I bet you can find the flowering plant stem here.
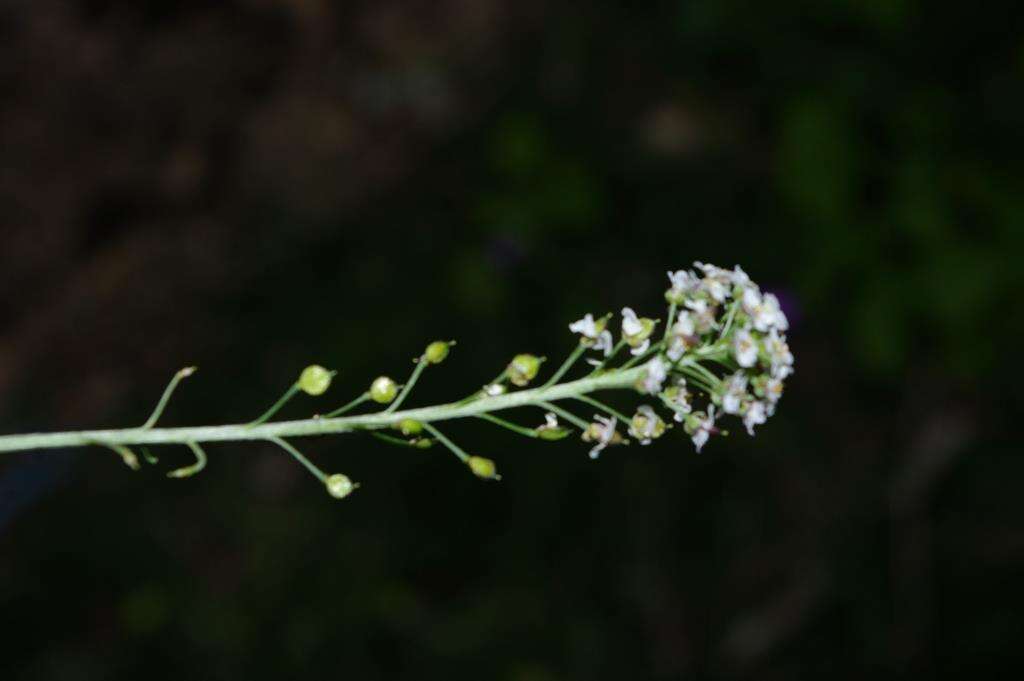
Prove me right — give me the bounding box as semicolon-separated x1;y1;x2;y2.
0;365;649;455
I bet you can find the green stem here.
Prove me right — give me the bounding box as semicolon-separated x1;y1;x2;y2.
542;344;586;387
0;365;648;455
587;340;627;376
474;413;538;438
573;395;631;423
421;423;470;464
387;356;428;413
537;401;591;430
248;383;300;427
620;341;664;370
167;441;208;479
268;436;326;483
142;367;196;429
663;302;677;342
371;432;429;448
323;393;370;418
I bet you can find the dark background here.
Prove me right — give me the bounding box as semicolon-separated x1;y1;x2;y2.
1;1;1022;679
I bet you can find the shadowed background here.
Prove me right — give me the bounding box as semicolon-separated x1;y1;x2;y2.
1;1;1022;679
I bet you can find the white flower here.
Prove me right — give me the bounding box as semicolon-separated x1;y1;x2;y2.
695;262;732;303
665;312;696;361
641;356;668;394
543;412;559;429
733;328;758;368
721;372;748;415
629;405;664;445
765;376;784;404
484;383;506;396
743;400;767;436
684;298;717;334
690;405;716;453
761;293;789;331
666;336;686;362
621;307;644;337
569;313;600;339
588;415;617;459
673;311;695;337
665;378;693;421
731;265;751;288
765;328;794;378
741;288;787;333
666;270;700;302
593;329;614;356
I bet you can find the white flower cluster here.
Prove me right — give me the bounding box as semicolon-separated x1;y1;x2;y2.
662;262;794;451
563;262;793;457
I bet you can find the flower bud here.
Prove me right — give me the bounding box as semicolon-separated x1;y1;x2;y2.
507;354;544;387
424;340;453;364
298;365;333;396
484;383;507;397
414;438;433;449
468;455;501;480
369;376;398;403
396;418;423;436
325;473;358;499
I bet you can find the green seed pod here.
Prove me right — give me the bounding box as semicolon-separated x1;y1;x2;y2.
414;438;433;449
507;354;544;387
369;376;398;404
298;365;333;396
424;340;453;364
325;473;358;499
537;426;572;441
397;418;423;436
468;454;499;481
468;455;501;480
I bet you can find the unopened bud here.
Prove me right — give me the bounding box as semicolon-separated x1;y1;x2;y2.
507;354;544;387
298;365;333;396
369;376;398;403
325;473;358;499
468;455;501;480
396;419;423;436
424;340;454;364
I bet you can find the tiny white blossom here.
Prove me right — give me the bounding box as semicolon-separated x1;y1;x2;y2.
666;270;700;300
630;338;650;356
695;262;731;302
761;293;789;331
691;405;716;453
641;356;668;394
721;372;749;415
765;328;794;378
484;383;506;396
569;313;600;339
543;412;559;429
666;378;693;422
588;415;617;459
765;376;784;404
593;329;614;356
621;307;644;337
630;405;660;445
743;400;767;435
684;298;717;334
666;336;686;362
731;265;751;288
733;328;759;368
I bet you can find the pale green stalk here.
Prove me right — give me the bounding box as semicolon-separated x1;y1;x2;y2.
0;365;648;455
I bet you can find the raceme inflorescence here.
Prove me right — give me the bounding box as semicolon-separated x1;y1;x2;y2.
0;264;794;499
